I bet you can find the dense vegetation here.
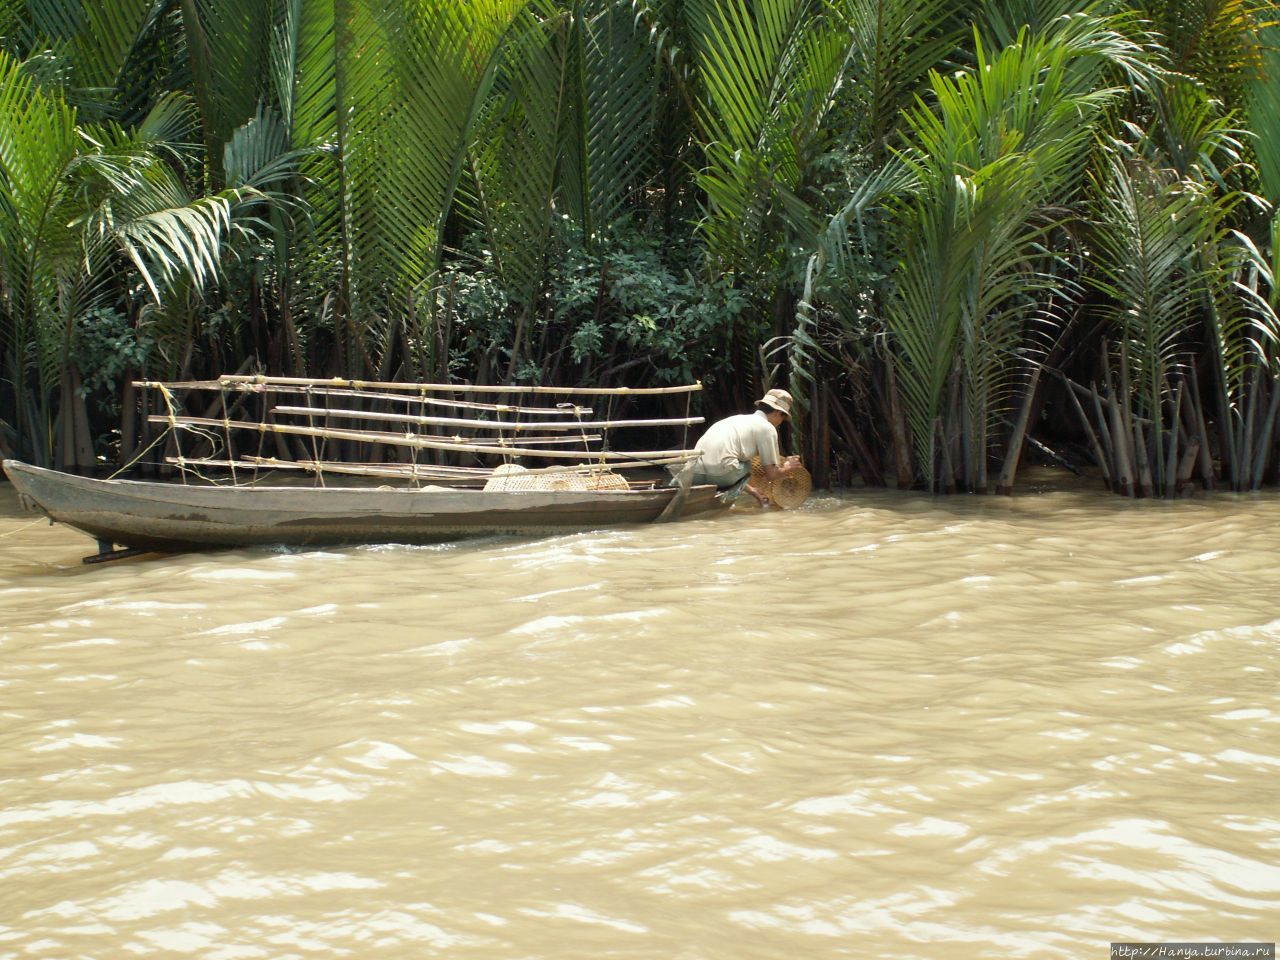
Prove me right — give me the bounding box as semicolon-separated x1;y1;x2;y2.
0;0;1277;495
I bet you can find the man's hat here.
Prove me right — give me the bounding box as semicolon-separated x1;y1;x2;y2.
756;388;793;418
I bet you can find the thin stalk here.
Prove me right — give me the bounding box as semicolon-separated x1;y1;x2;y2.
1090;380;1117;487
1187;371;1216;490
1103;354;1134;497
1064;377;1112;491
1240;365;1261;490
885;351;913;489
1120;342;1152;497
1251;379;1280;489
1133;419;1154;498
937;417;955;495
1164;379;1183;498
996;365;1042;496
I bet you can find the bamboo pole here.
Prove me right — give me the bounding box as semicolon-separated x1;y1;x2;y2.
269;405;702;433
148;415;696;463
206;375;702;396
251;457;486;477
249;456;669;475
153;416;604;447
164;457;652;485
253;384;596;416
119;378;137;470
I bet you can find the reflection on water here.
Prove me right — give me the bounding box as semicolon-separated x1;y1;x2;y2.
1;475;1278;958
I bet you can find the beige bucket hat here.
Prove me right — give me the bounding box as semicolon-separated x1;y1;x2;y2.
756;388;794;418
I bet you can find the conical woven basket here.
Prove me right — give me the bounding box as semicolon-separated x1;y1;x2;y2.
750;457;812;509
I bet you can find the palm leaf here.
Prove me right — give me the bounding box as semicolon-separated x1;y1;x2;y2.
178;0;276;184
1088;155;1205;412
278;0;527;370
1133;0;1275;107
832;0;962;159
0;49;81;399
689;0;849;273
1249;24;1280;204
468;5;576;307
580;0;661;232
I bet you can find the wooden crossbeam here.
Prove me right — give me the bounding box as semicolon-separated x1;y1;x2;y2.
270;404;701;433
149;415;696;463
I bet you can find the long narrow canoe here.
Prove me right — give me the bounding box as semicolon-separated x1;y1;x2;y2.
3;460;724;553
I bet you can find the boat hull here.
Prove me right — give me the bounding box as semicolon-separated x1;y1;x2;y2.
3;460;725;551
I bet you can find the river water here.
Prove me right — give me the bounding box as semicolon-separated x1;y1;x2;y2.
1;475;1277;959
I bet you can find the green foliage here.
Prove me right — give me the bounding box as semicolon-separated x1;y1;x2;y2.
1249;25;1280;205
883;20;1140;488
440;225;751;386
71;306;151;392
2;0;1278;490
0;47;274;462
550;230;753;383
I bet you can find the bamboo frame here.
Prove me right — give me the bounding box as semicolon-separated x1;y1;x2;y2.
135;380;598;416
269;404;703;433
149;415;696;463
135;375;702;396
165;456;669;481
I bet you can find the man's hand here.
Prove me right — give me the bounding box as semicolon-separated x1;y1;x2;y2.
760;457;802;484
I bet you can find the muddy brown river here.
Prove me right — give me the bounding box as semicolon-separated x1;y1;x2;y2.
1;475;1277;958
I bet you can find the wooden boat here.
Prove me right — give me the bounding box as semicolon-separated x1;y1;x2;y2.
3;460;723;554
2;375;726;557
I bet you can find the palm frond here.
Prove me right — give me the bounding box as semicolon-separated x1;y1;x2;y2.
1133;0;1275;107
1088;155;1206;409
883;22;1136;486
223;104;298;191
690;0;849;273
469;5;576;306
178;0;275;184
279;0;528;370
1249;24;1280;204
0;48;81;386
73;0;156;94
832;0;961;158
580;0;661;232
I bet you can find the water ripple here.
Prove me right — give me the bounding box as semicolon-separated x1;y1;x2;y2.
1;484;1279;956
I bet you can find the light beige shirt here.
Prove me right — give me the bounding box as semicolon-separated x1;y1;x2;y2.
694;410;781;473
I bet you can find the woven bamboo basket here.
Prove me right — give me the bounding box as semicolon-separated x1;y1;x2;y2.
483;464;630;492
750;457;812;509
